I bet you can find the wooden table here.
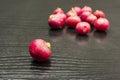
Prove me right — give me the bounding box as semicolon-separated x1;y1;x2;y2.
0;0;120;79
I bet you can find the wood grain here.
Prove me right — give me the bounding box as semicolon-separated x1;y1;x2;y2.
0;55;120;80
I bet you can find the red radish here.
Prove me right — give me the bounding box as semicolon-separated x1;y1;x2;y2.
48;14;65;29
72;6;82;15
29;39;51;62
81;6;92;14
80;11;91;21
86;14;97;24
66;16;81;28
53;8;64;14
94;10;105;18
76;22;91;35
66;9;77;17
94;18;110;31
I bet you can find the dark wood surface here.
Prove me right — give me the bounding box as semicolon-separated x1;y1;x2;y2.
0;0;120;80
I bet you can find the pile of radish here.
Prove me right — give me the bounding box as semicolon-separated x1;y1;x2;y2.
48;6;110;35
